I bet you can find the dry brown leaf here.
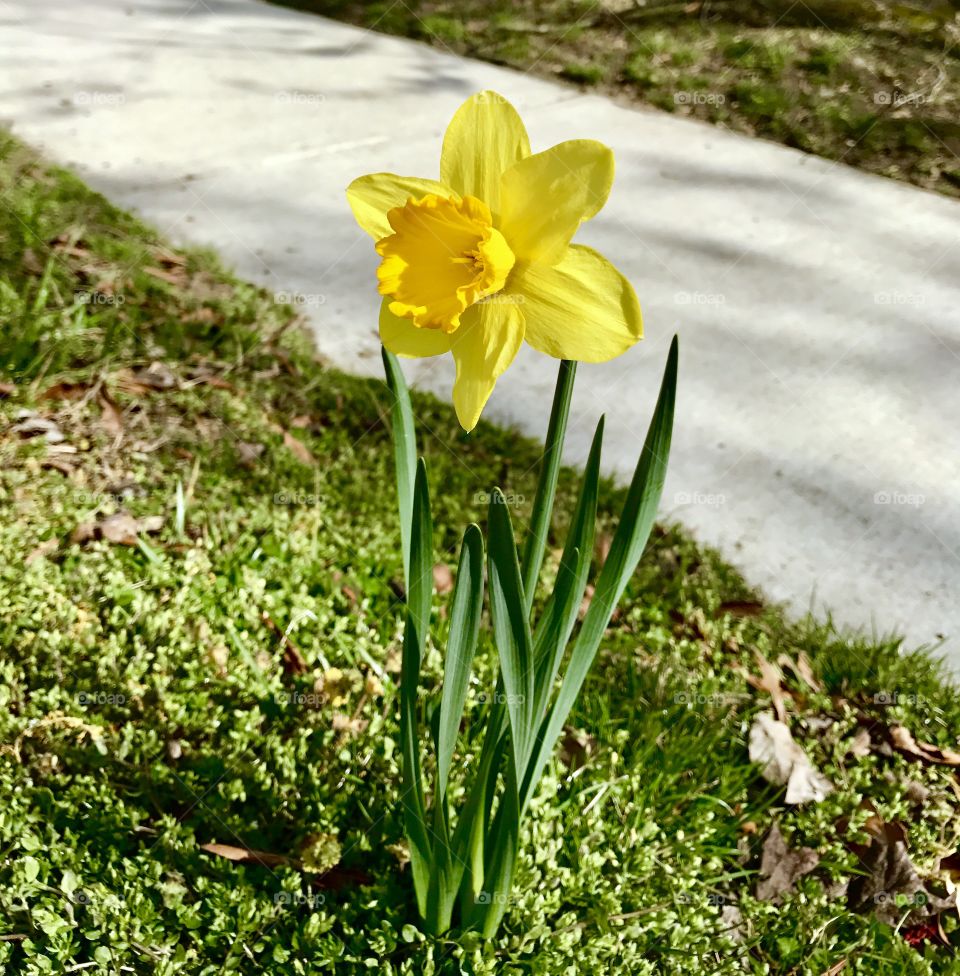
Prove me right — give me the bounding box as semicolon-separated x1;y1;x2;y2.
890;726;960;766
795;652;823;692
718;600;764;617
819;963;847;976
98;391;123;438
199;843;296;869
433;563;454;594
747;650;788;723
846;727;872;759
261;611;308;676
12;413;65;443
558;726;597;770
25;538;59;564
748;711;834;804
97;512;141;545
0;382;15;398
117;362;178;394
73;512;163;546
332;713;369;736
237;442;265;468
755;822;820;903
283;429;315;465
847;816;951;926
41;381;91;401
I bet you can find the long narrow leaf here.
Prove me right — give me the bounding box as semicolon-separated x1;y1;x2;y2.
521;336;678;811
407;459;433;646
487;488;535;772
382;346;416;584
400;459;434;914
436;523;484;799
520;359;576;616
530;416;604;723
400;612;432;917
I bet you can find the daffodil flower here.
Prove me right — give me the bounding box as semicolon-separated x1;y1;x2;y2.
346;91;643;431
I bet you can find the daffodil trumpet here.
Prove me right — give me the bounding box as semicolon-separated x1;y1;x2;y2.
351;92;679;940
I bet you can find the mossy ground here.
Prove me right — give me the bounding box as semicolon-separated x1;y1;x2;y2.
276;0;960;199
1;133;959;974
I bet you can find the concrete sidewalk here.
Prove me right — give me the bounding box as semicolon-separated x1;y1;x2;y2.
2;0;958;662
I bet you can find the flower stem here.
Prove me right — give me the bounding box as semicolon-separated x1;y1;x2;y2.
520;359;577;616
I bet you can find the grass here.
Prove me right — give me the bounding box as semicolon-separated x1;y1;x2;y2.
1;130;960;974
274;0;960;199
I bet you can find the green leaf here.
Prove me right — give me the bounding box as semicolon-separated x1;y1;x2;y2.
382;346;417;584
521;336;678;811
487;488;535;773
400;459;434;916
520;359;576;616
530;416;603;725
436;524;484;800
407;458;433;647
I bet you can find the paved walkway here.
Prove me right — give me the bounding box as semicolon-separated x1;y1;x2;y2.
3;0;959;663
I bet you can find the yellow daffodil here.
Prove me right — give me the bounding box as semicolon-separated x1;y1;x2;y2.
346;91;643;431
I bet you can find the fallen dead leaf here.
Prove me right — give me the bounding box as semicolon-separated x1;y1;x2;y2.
73;512;164;546
200;843;296;869
748;711;834;804
558;726;597;770
26;538;59;564
261;611;308;676
890;725;960;766
12;413;65;444
98;512;141;545
755;822;820;903
847;816;951;926
846;727;872;759
718;600;764;617
117;362;178;394
745;650;789;723
433;563;454;594
819;962;847;976
41;381;91;402
283;429;315;465
98;391;123;438
332;712;369;736
237;442;265;468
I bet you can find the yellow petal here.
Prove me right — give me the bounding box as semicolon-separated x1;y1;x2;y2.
449;299;525;431
380;299;453;358
498;140;614;265
440;92;531;222
510;245;642;362
346;173;450;241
